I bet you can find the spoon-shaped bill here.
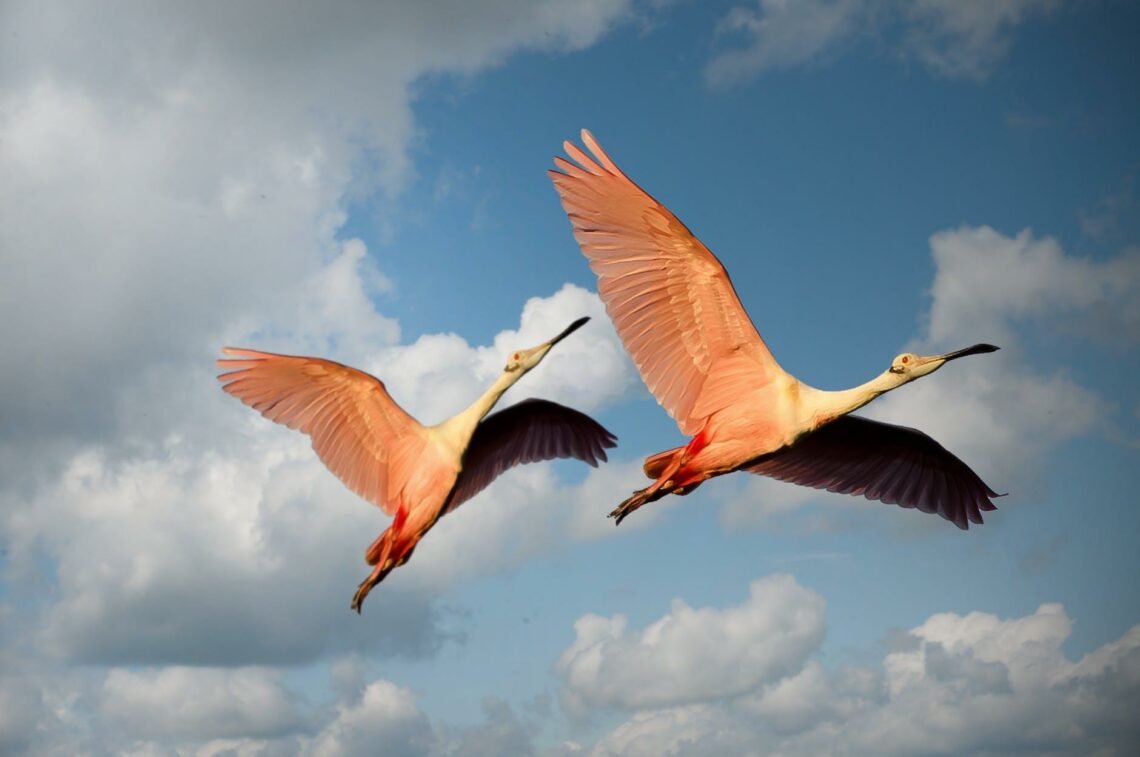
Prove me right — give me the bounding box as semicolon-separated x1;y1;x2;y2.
940;343;1000;362
547;316;590;347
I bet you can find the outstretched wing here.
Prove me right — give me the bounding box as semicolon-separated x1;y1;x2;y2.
443;399;617;514
549;130;786;435
217;347;427;515
746;415;1001;529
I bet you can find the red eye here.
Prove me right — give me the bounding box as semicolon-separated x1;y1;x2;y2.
513;353;520;361
902;356;909;363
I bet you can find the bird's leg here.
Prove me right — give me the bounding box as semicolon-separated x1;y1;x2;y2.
612;434;713;524
352;505;409;614
351;562;392;614
610;453;685;525
610;486;670;525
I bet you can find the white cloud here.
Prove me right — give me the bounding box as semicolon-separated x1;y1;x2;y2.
307;680;431;757
555;575;825;715
2;277;634;667
0;0;639;711
705;0;1056;85
706;0;864;86
581;593;1140;756
2;665;542;756
739;661;880;734
903;0;1057;80
716;475;825;530
0;0;633;481
0;677;48;755
925;226;1140;349
369;283;634;425
101;667;302;740
591;705;750;757
8;582;1139;755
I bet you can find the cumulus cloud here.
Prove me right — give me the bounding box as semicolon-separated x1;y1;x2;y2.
555;575;826;715
307;680;432;757
2;277;635;667
577;589;1140;756
1;2;641;747
101;667;303;741
0;0;633;481
705;0;1055;85
369;283;634;425
925;226;1140;349
9;578;1139;755
591;705;749;757
5;665;542;756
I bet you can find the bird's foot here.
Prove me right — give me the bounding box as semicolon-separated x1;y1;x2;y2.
609;489;650;526
351;571;383;615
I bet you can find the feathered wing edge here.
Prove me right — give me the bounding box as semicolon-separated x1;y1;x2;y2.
217;347;425;516
548;130;786;436
746;415;1001;529
444;398;618;514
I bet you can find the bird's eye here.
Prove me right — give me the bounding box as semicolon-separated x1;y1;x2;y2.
901;356;909;363
512;353;521;361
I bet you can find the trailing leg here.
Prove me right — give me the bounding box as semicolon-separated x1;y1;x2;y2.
352;505;410;614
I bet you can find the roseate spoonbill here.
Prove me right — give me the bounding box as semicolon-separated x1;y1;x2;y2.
217;317;616;612
549;131;1001;529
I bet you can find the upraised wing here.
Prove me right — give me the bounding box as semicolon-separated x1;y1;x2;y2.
550;130;786;435
217;348;427;515
444;398;617;514
747;415;1000;529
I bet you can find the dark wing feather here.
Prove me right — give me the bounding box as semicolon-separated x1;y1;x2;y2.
746;415;1001;529
444;399;617;514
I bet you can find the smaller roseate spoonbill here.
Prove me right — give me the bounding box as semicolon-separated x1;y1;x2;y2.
550;131;1002;528
217;317;616;612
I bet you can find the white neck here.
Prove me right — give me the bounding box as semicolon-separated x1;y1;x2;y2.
434;369;522;450
799;370;903;429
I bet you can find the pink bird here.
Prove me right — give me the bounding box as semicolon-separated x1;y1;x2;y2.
550;131;1001;529
217;317;616;612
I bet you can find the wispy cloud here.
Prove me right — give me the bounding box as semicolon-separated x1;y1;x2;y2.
705;0;1057;86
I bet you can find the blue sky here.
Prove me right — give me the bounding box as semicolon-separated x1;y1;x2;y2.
2;1;1138;754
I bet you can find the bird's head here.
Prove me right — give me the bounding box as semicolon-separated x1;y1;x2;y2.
503;316;590;374
887;343;999;384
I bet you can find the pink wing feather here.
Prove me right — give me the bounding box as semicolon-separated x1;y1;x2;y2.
217;347;427;515
549;130;786;435
444;399;617;514
747;415;1000;529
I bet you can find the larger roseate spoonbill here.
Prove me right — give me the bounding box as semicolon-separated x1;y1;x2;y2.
217;317;616;612
549;131;1002;529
